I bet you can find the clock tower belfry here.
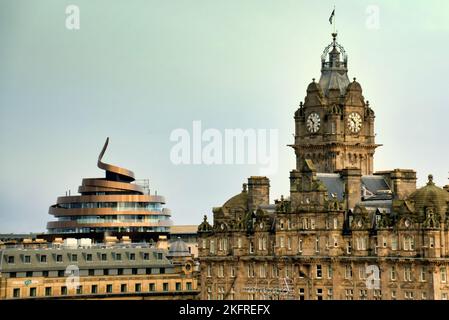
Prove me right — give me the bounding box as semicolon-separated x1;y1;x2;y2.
291;33;380;175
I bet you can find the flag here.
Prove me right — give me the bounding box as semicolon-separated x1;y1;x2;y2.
329;9;335;24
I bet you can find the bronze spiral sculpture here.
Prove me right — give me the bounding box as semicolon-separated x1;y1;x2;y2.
47;138;172;239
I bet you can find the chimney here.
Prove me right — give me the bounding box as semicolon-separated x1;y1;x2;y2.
341;168;362;210
247;176;270;212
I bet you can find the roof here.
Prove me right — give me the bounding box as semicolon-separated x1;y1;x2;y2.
316;173;392;202
170;225;197;235
407;176;449;213
168;238;191;257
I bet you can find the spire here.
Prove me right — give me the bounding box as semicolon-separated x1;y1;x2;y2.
318;32;350;98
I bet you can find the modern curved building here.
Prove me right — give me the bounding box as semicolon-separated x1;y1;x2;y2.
46;138;172;241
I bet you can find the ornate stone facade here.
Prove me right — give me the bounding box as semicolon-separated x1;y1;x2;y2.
197;33;449;300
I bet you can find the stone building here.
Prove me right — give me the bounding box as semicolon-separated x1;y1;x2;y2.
197;32;449;300
0;237;199;300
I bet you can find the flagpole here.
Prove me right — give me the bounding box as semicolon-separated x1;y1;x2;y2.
333;5;336;34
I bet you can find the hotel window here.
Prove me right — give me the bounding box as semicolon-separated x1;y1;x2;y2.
298;238;303;253
315;237;320;253
43;271;49;277
88;269;95;276
382;237;387;248
115;253;122;261
247;264;255;278
129;253;136;260
107;284;113;293
30;287;37;297
26;271;33;277
9;272;16;278
186;282;192;291
346;241;352;254
132;268;138;275
229;288;235;300
356;237;366;250
45;287;52;296
61;286;67;295
157;253;163;260
316;265;322;279
230;266;236;278
76;286;83;295
345;265;352;279
56;254;63;262
149;283;155;292
280;219;284;230
249;240;254;253
217;287;225;300
7;256;14;264
404;265;412;282
390;266;396;281
260;264;267;278
359;289;368;300
121;284;127;293
202;239;207;249
316;288;323;300
421;292;427;300
238;237;242;249
299;288;305;300
174;282;181;291
333;217;338;230
302;218;308;230
258;237;263;250
101;253;107;261
135;283;142;292
328;265;333;279
374;290;381;299
345;289;353;300
359;266;366;280
311;219;316;230
287;237;292;250
207;287;212;300
40;255;47;263
24;255;31;264
287;219;292;230
403;236;414;251
327;288;333;300
86;254;92;261
391;290;396;299
442;293;448;300
218;265;224;278
441;267;447;283
210;240;215;254
163;283;169;292
279;236;285;248
404;291;414;300
262;237;267;250
71;254;77;262
13;288;20;298
420;266;426;282
58;270;65;277
207;265;212;277
391;236;398;251
91;285;98;294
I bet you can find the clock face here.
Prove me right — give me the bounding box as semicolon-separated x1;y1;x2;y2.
347;112;362;133
306;112;321;133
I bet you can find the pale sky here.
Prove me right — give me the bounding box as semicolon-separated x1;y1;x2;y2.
1;0;448;233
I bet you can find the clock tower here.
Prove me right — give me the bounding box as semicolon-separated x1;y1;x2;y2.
291;33;380;175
